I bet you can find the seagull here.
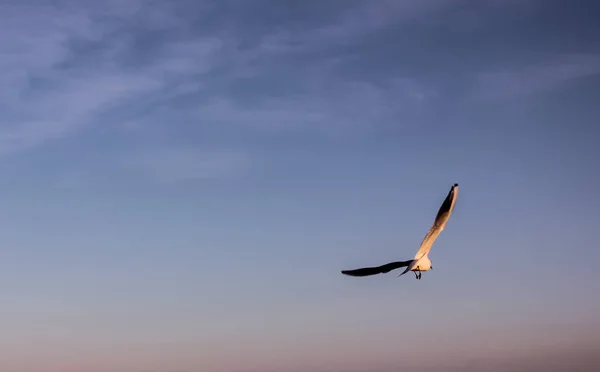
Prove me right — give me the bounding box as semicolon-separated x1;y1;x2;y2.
341;183;459;280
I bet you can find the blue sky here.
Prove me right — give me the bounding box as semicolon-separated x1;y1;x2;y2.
1;0;599;371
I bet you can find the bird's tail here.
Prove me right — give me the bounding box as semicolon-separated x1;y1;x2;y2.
397;260;418;277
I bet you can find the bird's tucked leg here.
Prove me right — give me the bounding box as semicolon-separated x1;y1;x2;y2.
414;266;422;280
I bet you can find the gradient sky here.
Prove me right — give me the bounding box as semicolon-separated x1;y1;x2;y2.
1;1;600;371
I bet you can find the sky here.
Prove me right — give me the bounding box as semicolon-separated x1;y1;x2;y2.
0;0;599;371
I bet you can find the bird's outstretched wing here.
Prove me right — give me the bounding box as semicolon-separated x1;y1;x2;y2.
413;183;459;260
341;260;413;277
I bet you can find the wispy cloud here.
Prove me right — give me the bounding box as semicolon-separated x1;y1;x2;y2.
0;2;164;153
168;76;435;138
2;0;599;182
0;73;161;153
252;0;454;52
472;53;600;101
120;147;251;183
0;0;448;155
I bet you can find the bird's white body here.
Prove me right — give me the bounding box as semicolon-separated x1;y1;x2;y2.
411;255;432;272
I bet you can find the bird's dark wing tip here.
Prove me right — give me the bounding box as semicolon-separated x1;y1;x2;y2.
341;269;369;277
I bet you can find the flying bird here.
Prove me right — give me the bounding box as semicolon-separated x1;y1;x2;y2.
341;183;459;280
